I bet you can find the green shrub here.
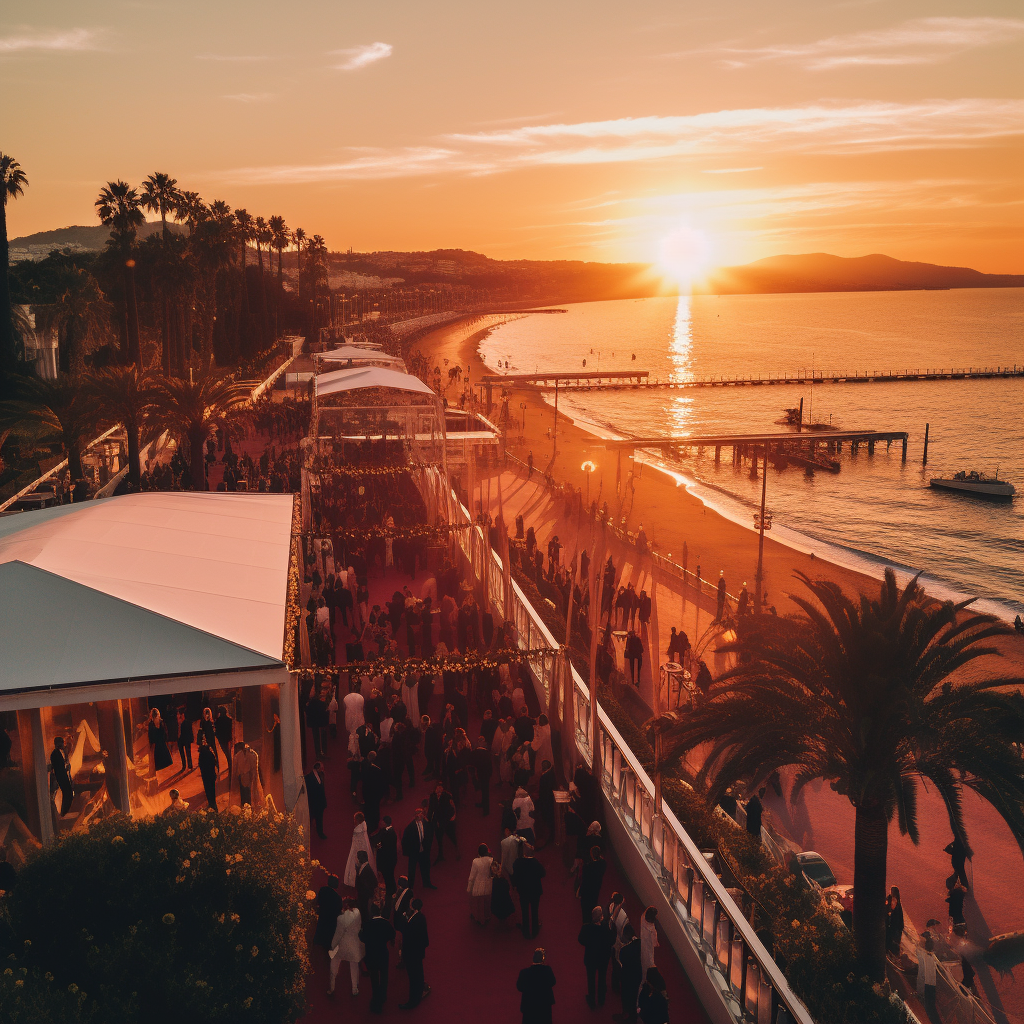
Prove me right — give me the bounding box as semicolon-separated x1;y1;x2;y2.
2;808;312;1024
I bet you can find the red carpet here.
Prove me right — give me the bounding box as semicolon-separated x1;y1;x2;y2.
300;568;709;1023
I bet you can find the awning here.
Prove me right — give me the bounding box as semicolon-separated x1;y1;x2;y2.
317;346;405;369
315;366;436;398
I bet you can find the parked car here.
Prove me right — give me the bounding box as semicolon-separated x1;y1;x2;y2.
796;851;837;890
821;883;855;929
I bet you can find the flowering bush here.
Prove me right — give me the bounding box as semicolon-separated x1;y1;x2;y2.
1;808;312;1023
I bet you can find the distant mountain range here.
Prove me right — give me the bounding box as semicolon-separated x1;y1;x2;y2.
8;227;1022;295
698;252;1023;293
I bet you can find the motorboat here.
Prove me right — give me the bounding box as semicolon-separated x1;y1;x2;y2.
929;471;1016;501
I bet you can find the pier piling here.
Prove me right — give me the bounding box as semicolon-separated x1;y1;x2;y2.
902;437;907;461
922;423;929;465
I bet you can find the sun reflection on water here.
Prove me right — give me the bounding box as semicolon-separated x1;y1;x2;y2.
670;296;695;435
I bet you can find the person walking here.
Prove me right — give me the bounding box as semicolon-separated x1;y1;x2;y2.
615;924;642;1023
375;815;399;897
917;936;938;1018
214;705;234;781
345;811;376;887
491;860;517;927
607;892;629;992
624;632;643;687
305;761;328;840
744;791;763;841
360;902;396;1014
399;898;430;1009
579;905;616;1008
401;807;436;889
886;886;905;957
148;709;173;775
517;948;556;1024
50;736;74;815
328;897;364;997
355;850;379;926
527;451;534;480
637;967;669;1024
197;733;218;810
579;846;607;924
716;571;727;621
200;707;219;772
512;843;546;939
234;741;261;809
314;875;344;955
428;781;458;862
361;750;386;833
467;843;494;925
947;881;968;934
945;834;970;891
175;708;193;772
640;908;659;976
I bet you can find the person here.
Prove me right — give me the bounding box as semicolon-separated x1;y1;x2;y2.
361;750;386;832
637;967;669;1024
355;850;379;926
392;875;414;964
501;826;522;879
513;786;536;844
579;905;616;1008
917;936;938;1017
945;834;970;891
745;791;763;840
360;902;396;1014
200;707;219;771
329;897;364;997
314;875;344;953
428;781;458;862
491;860;516;927
625;631;643;687
305;761;328;839
737;583;749;617
513;843;546;939
166;788;188;812
345;811;376;887
615;924;642;1023
375;815;399;897
148;709;172;775
716;571;727;621
517;948;556;1024
607;892;630;992
176;708;193;771
468;843;494;924
580;845;607;923
961;955;977;996
50;736;74;816
344;680;366;737
214;706;234;780
197;733;217;809
640;907;659;976
423;714;443;780
886;886;905;956
527;451;534;479
947;881;968;933
531;715;553;775
234;741;261;809
401;807;436;889
399;898;430;1009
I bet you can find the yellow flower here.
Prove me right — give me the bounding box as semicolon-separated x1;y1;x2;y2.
14;979;23;988
791;919;800;928
131;852;141;862
112;836;125;844
182;859;191;868
251;946;259;957
305;890;317;901
243;997;253;1008
236;944;243;952
162;914;175;925
231;913;240;923
210;828;219;838
166;827;176;837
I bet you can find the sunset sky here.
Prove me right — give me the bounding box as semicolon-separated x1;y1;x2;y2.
3;0;1022;271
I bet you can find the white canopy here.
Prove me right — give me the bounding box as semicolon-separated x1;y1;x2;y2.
318;345;405;369
0;492;294;693
315;365;436;398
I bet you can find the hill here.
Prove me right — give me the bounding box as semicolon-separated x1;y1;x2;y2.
699;253;1023;294
8;222;186;261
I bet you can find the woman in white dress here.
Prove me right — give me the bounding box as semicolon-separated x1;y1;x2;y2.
344;811;376;887
328;897;365;996
467;843;494;924
530;714;553;776
640;906;659;975
401;673;421;724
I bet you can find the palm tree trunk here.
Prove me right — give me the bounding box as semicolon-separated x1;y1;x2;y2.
189;425;207;491
124;261;142;366
127;425;142;489
161;295;171;375
0;199;15;370
68;443;85;481
853;802;889;981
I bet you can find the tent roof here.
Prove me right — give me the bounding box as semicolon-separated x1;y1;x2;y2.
0;493;294;692
318;346;404;367
315;365;436;398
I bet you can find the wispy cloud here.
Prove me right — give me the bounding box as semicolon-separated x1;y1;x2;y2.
703;167;763;174
196;52;275;62
703;17;1024;70
223;92;276;103
0;27;102;54
219;99;1023;185
330;41;392;71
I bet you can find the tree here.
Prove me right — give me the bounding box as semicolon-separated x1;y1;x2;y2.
33;258;111;374
151;371;251;490
269;215;289;338
292;227;306;301
140;172;181;241
1;152;29;370
85;364;157;489
0;374;98;480
305;235;329;337
95;181;145;366
234;208;254;356
254;216;272;340
655;570;1024;980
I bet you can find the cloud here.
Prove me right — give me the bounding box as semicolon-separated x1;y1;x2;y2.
196;52;275;61
223;92;276;103
330;41;392;71
702;167;763;174
0;28;102;54
218;99;1023;185
703;17;1024;70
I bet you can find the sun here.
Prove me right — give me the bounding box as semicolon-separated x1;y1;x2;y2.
656;222;714;288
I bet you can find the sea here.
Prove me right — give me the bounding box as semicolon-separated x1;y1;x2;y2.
478;289;1024;620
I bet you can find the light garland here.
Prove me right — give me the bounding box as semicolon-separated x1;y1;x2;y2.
325;522;473;542
282;494;303;669
292;645;555;677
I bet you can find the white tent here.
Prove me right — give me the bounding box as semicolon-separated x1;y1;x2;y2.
315;365;435;398
316;346;405;370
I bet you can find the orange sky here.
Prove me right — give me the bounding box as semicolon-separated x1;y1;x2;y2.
3;1;1023;272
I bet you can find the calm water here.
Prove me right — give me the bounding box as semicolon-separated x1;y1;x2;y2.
480;290;1024;617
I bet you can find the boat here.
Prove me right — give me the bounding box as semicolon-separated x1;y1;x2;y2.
929;471;1016;501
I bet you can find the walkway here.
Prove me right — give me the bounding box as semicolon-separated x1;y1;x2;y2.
300;565;710;1024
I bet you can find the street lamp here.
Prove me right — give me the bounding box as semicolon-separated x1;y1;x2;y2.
581;460;597;510
519;401;526;437
753;441;772;612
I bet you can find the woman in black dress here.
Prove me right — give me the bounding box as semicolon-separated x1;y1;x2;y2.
197;734;218;809
200;707;219;770
490;860;516;927
148;709;173;774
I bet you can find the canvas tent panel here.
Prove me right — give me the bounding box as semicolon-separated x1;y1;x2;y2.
315;366;435;398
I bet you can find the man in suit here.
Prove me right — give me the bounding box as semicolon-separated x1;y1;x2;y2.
427;782;458;863
176;708;193;772
214;706;234;780
471;734;493;816
580;846;607;923
374;815;399;896
391;875;413;963
517;948;556;1024
304;761;328;839
50;737;74;816
614;924;642;1023
361;751;386;832
579;905;616;1008
401;807;436;889
360;902;396;1014
398;898;430;1009
355;850;379;926
512;844;546;939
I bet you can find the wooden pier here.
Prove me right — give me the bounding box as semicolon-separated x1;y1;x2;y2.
480;366;1022;393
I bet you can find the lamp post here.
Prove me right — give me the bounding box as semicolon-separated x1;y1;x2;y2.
519;401;526;438
754;440;771;613
581;461;596;511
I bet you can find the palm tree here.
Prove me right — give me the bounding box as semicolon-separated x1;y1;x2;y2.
654;570;1024;980
292;227;306;301
33;259;111;374
140;172;181;241
0;374;98;480
84;364;157;488
269;215;289;338
96;181;145;366
306;235;329;336
234;209;254;356
177;191;207;234
151;372;251;490
1;153;29;370
254;216;272;338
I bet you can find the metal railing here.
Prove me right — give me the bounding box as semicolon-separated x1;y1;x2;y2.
436;479;813;1024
